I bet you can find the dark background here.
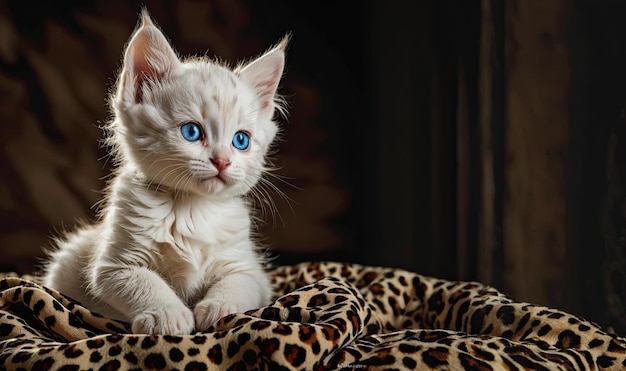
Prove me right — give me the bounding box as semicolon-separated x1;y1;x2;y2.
0;0;625;334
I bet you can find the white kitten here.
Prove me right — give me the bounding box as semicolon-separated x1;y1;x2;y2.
43;10;287;335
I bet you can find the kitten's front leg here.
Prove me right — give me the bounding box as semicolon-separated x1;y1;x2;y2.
93;265;194;335
194;271;271;331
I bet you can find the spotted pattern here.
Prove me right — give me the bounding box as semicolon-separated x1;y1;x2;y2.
0;263;625;370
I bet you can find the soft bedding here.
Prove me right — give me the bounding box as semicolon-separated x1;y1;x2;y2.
1;262;625;370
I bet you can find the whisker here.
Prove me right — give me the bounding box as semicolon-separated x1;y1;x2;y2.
255;180;281;226
259;180;292;225
260;175;296;207
146;162;184;192
242;169;295;227
263;168;301;191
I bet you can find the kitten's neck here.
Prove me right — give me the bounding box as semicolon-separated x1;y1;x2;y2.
120;164;238;203
107;165;251;249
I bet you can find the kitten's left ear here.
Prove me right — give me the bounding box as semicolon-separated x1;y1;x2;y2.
119;10;181;104
238;36;289;119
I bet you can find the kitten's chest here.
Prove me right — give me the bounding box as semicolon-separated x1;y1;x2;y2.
128;188;250;249
146;196;251;302
119;184;253;301
156;243;215;304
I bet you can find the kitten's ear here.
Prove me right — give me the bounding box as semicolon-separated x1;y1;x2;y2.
238;36;289;118
119;10;181;103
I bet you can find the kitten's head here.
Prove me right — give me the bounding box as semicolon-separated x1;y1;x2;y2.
109;10;287;198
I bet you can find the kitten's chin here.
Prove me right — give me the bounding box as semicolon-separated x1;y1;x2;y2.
194;175;252;198
197;176;232;195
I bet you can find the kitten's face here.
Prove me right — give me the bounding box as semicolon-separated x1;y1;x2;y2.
110;12;286;198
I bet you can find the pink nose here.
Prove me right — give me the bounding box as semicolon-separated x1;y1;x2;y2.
210;157;231;172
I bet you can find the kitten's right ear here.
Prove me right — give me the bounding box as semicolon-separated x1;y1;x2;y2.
119;10;181;103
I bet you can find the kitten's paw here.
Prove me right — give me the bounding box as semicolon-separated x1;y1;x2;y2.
132;304;194;335
193;299;245;331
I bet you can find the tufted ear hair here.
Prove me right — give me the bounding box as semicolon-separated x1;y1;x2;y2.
238;36;289;119
118;10;181;104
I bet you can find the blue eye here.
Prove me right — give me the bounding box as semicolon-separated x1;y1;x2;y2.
180;122;202;142
232;131;250;150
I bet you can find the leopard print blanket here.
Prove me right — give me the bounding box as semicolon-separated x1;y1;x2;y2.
1;262;625;370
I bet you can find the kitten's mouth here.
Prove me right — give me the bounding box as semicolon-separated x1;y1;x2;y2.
200;173;231;187
201;175;223;183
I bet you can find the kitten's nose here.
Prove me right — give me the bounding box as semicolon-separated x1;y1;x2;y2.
210;157;231;172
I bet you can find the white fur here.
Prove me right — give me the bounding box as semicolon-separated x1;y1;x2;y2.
43;11;287;335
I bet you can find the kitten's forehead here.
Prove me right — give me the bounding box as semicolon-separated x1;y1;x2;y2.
169;61;258;140
181;62;255;120
184;61;239;88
